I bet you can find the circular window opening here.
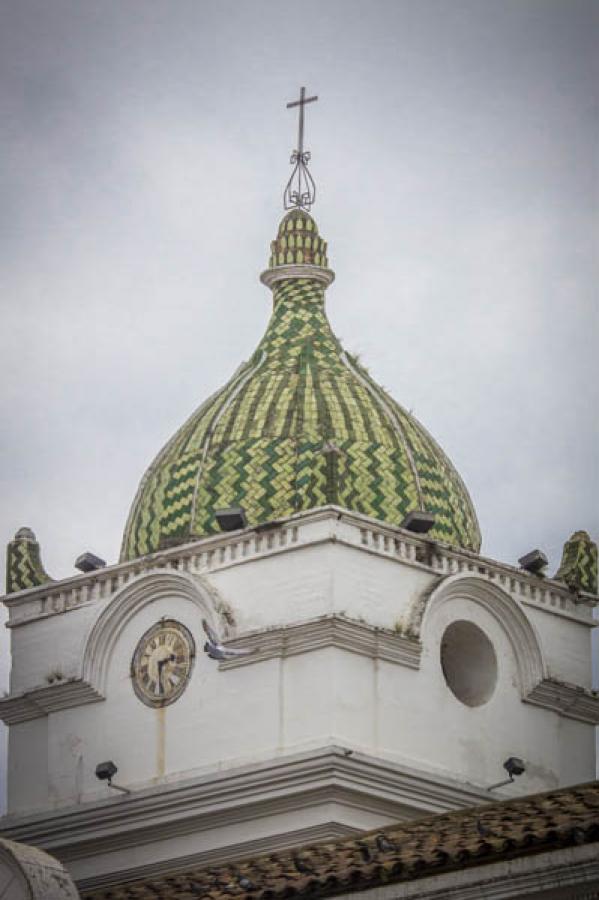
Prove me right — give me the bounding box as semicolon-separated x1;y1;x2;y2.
440;620;497;707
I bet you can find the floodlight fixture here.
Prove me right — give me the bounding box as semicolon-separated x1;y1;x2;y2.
504;756;526;778
95;760;117;783
401;510;436;535
95;760;130;795
75;552;107;573
215;507;247;532
518;549;548;575
488;756;526;792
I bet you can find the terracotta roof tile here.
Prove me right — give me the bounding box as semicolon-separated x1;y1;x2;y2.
81;781;599;900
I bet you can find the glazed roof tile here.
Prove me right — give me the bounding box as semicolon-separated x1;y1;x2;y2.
81;781;599;900
120;212;481;562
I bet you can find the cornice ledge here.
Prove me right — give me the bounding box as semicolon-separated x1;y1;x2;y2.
525;679;599;724
0;746;488;856
4;506;592;630
0;680;103;724
219;615;422;670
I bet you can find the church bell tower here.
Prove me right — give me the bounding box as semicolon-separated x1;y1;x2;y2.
1;89;597;895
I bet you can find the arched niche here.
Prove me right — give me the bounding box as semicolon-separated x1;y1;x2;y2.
82;571;230;697
412;574;546;698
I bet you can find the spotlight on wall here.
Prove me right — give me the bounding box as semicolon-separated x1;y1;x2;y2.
215;507;247;532
488;756;526;792
75;552;107;573
401;510;436;534
504;756;526;778
95;761;130;795
518;549;548;575
95;760;117;783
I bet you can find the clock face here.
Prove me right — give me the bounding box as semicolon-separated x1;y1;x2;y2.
131;620;195;707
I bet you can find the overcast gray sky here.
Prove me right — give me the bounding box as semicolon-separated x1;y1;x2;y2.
0;0;598;787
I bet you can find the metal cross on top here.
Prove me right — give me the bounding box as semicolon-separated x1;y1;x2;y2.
284;86;318;211
287;86;318;158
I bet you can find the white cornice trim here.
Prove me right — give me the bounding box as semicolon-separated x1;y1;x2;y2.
1;619;593;726
219;614;422;670
0;680;103;725
0;747;490;863
2;507;594;630
525;678;599;724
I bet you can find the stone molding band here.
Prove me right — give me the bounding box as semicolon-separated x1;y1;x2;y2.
0;746;490;887
4;509;594;633
260;264;335;289
219;614;422;670
1;613;598;725
0;681;103;725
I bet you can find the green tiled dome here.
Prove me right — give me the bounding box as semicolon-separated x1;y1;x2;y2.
121;210;481;560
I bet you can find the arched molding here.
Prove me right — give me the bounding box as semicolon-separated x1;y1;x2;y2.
415;574;546;697
0;837;79;899
82;571;229;696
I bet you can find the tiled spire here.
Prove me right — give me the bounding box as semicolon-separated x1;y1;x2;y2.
555;531;598;595
120;212;480;560
6;527;52;594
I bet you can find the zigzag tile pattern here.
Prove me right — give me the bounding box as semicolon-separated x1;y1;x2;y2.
121;212;481;560
6;533;52;594
556;530;598;595
268;208;329;268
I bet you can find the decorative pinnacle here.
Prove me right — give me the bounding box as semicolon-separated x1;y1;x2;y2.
284;86;318;212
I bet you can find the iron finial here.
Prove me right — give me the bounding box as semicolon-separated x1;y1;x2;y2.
284;86;318;211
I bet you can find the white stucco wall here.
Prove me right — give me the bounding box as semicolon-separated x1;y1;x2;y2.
1;510;595;824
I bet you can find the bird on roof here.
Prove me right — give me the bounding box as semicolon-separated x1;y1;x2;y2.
293;854;315;874
202;619;256;661
375;833;396;853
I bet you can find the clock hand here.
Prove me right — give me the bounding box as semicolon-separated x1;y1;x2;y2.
157;654;177;692
157;657;168;692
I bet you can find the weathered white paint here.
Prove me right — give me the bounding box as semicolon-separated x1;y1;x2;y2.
439;620;498;706
0;507;596;885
